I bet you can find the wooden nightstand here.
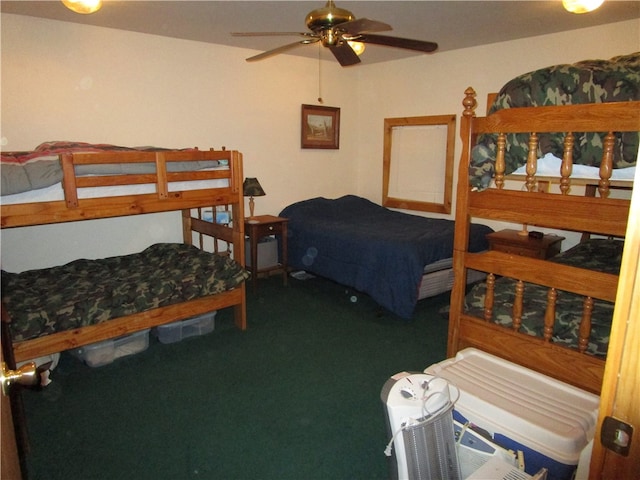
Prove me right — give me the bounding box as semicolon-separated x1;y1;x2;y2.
244;215;288;291
486;229;565;259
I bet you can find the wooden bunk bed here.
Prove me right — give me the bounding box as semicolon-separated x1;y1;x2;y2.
1;144;248;364
447;56;639;395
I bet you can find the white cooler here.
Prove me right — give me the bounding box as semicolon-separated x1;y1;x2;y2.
425;348;599;480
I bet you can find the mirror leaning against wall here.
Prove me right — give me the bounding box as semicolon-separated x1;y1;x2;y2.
383;114;456;214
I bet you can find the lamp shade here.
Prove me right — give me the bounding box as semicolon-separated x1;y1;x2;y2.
243;178;266;197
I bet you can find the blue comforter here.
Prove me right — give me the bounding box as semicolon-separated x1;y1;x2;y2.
280;195;492;318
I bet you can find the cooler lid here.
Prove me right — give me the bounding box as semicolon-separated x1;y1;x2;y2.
425;348;600;462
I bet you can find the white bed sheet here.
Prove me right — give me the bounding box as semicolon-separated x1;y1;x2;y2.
511;153;636;180
1;166;230;205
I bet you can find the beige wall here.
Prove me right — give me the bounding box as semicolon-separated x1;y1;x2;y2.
1;13;638;271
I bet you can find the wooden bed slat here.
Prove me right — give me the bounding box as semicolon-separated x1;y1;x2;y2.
472;101;640;134
1;189;237;228
468;189;629;237
543;288;556;342
11;289;245;363
599;132;615;198
525;132;539;192
513;279;524;331
560;133;575;195
465;251;619;302
579;297;594;354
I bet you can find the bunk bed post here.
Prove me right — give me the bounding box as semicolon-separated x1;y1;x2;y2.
182;209;193;245
230;151;247;330
60;153;79;208
598;132;615;198
447;87;477;356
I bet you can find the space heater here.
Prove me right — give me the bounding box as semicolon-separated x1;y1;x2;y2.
381;372;461;480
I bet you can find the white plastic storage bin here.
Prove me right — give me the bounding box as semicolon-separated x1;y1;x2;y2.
70;329;150;367
154;311;216;344
425;348;600;480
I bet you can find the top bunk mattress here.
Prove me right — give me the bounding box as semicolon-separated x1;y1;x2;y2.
1;141;230;204
469;52;640;190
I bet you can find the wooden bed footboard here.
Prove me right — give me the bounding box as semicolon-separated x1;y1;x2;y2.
455;314;605;394
448;88;639;394
1;147;248;365
9;289;245;364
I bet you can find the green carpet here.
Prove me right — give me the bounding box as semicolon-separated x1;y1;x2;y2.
21;275;451;480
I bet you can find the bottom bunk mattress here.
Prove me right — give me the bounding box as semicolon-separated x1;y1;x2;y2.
280;195;493;318
1;243;249;342
464;238;623;357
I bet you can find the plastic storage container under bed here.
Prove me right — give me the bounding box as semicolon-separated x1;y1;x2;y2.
425;348;600;480
71;329;150;367
153;311;216;344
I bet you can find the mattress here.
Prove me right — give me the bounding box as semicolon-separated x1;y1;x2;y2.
510;153;636;181
281;195;493;318
463;238;623;356
1;166;230;205
1;243;249;342
418;259;485;300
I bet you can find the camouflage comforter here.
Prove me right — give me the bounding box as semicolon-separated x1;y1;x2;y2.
1;243;249;342
470;52;640;190
464;239;623;357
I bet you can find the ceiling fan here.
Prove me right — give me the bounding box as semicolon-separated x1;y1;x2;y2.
232;1;438;67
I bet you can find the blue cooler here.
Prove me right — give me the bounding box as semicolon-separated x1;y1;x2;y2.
425;348;599;480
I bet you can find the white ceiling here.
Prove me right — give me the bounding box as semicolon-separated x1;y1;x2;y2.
2;1;639;66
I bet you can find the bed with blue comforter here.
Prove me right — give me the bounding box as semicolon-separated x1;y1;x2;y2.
280;195;492;318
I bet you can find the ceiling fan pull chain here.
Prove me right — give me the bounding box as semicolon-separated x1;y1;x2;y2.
317;44;323;104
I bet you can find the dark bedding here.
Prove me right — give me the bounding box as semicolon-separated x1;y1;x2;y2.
1;243;249;342
280;195;492;318
464;238;623;356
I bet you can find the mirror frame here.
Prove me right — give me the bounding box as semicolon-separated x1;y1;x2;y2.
382;114;456;214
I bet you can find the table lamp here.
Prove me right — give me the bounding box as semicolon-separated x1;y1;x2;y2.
243;177;266;223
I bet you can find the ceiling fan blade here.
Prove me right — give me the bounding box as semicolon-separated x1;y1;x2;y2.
357;34;438;53
232;32;317;38
336;18;392;35
246;39;319;62
329;42;361;67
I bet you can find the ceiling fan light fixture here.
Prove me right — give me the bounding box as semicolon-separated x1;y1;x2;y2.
237;1;438;67
306;1;354;31
347;41;366;56
562;0;604;14
61;0;102;14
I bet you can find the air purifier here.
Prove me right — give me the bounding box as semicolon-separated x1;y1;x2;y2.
381;371;461;480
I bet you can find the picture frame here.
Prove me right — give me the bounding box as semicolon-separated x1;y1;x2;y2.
301;104;340;149
382;114;456;214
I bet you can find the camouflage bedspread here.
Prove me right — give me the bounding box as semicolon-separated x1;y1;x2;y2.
464;239;623;357
1;243;249;342
470;52;640;190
